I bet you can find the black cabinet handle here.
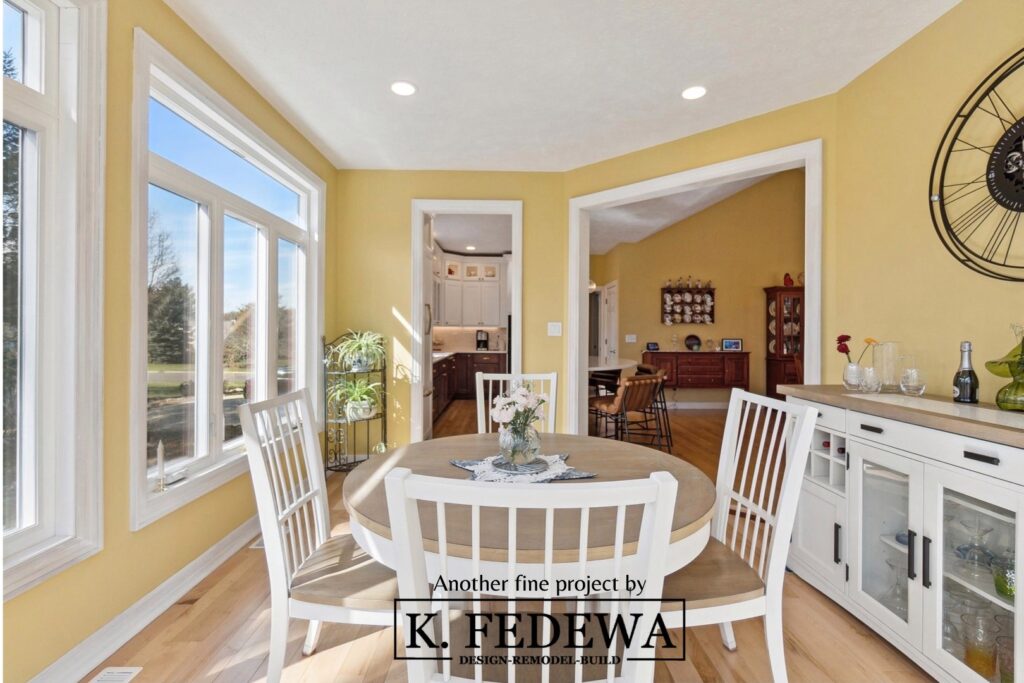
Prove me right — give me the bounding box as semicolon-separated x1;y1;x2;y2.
923;536;932;588
860;423;884;434
907;530;917;580
833;523;841;564
964;451;1000;466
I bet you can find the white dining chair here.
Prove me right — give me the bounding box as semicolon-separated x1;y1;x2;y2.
475;372;558;433
239;389;397;683
385;468;678;683
659;389;817;683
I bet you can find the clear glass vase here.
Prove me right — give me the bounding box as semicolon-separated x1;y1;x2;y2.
498;425;541;466
842;362;863;391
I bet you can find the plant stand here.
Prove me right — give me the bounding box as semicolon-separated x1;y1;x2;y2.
323;336;388;472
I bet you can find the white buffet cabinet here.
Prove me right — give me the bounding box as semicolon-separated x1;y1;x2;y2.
785;389;1024;683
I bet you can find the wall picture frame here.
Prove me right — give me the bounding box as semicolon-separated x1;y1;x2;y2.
722;338;743;352
646;342;660;351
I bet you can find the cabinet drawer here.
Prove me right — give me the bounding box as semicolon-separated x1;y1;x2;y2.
848;409;1024;485
678;355;724;368
474;354;499;363
788;397;846;432
678;375;724;387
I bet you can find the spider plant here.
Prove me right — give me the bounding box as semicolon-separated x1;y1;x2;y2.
331;330;386;371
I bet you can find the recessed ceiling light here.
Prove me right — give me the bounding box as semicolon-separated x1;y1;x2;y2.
390;81;417;96
681;86;707;100
465;245;477;251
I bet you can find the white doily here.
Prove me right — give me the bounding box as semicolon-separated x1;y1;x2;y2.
449;454;595;483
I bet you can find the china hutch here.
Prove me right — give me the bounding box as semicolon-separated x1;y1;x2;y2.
764;286;804;398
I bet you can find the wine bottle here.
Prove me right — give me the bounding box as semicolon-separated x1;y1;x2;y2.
952;341;979;404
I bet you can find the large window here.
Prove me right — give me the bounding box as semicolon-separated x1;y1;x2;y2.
132;30;323;529
3;0;105;598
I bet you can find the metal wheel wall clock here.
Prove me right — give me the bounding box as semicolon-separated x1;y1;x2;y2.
929;47;1024;281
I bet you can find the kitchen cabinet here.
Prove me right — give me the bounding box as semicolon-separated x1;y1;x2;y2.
785;390;1024;683
460;282;501;327
453;353;506;399
431;275;443;327
431;355;458;419
443;281;462;326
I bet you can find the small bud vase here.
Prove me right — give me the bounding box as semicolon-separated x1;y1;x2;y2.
842;363;864;391
498;425;541;466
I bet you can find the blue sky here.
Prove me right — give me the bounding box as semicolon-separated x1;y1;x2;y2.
147;98;301;312
3;3;23;80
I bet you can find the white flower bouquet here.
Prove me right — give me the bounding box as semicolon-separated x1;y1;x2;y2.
490;385;548;466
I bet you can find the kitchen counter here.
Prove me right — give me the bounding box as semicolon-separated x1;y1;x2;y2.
780;384;1024;448
432;349;504;363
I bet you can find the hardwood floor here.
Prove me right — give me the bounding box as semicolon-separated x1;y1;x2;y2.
432;399;478;438
86;411;931;683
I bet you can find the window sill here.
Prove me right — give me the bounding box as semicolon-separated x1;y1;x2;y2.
4;533;103;600
131;450;249;531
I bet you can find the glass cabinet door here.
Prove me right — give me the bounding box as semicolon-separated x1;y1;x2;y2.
924;466;1020;683
850;441;925;648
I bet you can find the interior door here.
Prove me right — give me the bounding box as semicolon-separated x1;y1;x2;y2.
922;464;1020;683
601;281;619;365
849;439;925;649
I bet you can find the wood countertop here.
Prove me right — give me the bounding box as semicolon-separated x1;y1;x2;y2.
780;384;1024;449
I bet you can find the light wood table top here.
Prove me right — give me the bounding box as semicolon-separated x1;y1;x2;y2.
343;433;716;563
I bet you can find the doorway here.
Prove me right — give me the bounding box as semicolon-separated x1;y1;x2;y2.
410;200;523;442
566;140;823;434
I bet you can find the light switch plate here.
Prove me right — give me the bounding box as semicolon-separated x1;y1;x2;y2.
547;322;563;337
625;334;637;343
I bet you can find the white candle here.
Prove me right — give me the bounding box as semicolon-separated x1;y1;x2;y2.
157;440;165;486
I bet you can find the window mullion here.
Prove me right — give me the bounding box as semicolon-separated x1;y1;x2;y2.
265;234;278;399
194;200;213;464
208;200;225;461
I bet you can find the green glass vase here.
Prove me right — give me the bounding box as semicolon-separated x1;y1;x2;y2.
996;362;1024;412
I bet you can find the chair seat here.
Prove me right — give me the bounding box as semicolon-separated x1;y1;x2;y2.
289;533;397;610
589;397;616;413
660;538;764;611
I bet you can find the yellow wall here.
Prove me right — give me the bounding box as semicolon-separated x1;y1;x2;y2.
2;1;338;680
333;170;565;443
9;0;1024;679
591;170;805;400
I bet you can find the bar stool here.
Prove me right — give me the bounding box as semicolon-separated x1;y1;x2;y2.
589;374;668;449
635;364;673;450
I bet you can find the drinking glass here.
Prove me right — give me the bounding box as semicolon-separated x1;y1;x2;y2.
872;341;901;392
898;356;927;396
998;634;1015;683
860;366;883;393
961;612;1000;678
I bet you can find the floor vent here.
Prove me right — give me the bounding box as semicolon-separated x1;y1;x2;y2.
90;667;142;682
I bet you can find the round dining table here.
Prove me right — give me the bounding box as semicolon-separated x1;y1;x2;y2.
342;433;716;585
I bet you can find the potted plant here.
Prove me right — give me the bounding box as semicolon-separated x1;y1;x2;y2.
333;330;386;372
329;378;382;421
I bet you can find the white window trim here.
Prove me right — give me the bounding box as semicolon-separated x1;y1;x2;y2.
130;29;325;531
2;0;106;600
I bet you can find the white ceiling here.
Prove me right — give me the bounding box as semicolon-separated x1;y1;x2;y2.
165;0;958;171
589;176;767;254
432;214;512;254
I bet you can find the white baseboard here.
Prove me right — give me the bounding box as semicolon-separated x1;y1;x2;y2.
32;516;260;683
666;401;729;410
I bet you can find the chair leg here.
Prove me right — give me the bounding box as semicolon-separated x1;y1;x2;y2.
764;610;788;683
302;619;323;656
719;622;737;651
267;601;289;683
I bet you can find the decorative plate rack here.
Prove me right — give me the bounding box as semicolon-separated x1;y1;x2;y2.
661;286;715;326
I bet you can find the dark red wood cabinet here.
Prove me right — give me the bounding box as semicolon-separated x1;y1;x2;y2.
641;351;749;390
452;352;507;400
764;286;804;399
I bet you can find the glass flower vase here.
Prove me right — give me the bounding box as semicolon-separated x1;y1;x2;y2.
498;425;541;466
996;362;1024;412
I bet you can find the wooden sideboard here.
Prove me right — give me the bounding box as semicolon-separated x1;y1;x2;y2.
641;351;749;390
